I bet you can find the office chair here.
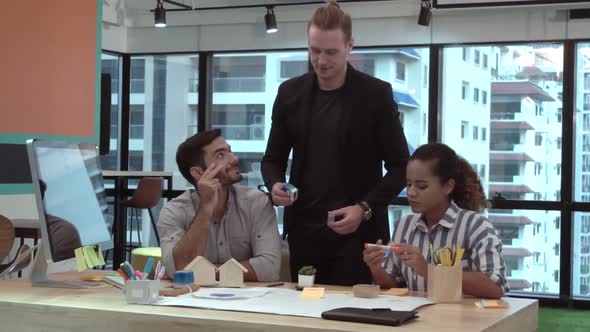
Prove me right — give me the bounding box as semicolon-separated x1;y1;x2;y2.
121;177;163;254
0;215;15;265
0;215;33;278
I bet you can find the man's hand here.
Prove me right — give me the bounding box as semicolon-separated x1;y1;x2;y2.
392;243;428;277
326;204;364;235
195;162;224;212
363;239;385;271
271;182;294;207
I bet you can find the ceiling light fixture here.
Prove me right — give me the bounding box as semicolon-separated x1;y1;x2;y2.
417;0;432;27
265;6;278;34
154;0;166;28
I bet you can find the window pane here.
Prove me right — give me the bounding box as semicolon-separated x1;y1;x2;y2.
442;44;563;201
211;51;308;234
574;43;590;299
213;55;266;92
388;205;414;236
489;209;560;295
211;51;307;189
348;48;430;154
573;212;590;298
100;53;120;172
575;43;590;202
128;55;199;190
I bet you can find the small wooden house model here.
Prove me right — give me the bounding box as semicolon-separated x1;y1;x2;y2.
217;258;248;287
184;256;217;286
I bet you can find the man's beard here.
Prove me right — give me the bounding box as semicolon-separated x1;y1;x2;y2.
221;166;242;185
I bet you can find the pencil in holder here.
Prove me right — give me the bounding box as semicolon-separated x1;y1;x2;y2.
125;279;161;304
427;264;462;303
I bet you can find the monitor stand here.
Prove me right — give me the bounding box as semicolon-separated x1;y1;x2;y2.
31;242;101;289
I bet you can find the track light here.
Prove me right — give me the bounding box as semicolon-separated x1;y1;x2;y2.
417;0;432;27
265;6;278;34
154;0;166;28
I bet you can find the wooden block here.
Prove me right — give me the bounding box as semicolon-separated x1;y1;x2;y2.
159;283;200;297
352;284;380;298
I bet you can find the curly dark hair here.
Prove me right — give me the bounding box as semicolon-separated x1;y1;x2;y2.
410;143;490;212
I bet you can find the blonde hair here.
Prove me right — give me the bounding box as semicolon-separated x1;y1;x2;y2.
307;0;352;42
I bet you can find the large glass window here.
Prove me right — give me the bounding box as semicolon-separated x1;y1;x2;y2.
347;48;429;230
442;44;563;201
442;44;563;296
211;51;307;191
348;48;430;156
211;51;308;232
574;43;590;298
488;209;560;294
128;55;199;190
100;53;121;171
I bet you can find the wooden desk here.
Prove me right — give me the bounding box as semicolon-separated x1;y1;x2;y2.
101;171;173;268
0;273;537;332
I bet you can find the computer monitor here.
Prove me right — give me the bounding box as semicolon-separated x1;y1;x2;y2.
26;139;113;288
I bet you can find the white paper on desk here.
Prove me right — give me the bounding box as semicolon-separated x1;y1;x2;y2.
190;287;271;300
154;287;433;318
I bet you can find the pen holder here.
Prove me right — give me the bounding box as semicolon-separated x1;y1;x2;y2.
125;279;161;304
427;264;462;303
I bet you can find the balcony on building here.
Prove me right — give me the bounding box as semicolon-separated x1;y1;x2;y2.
490;81;555;123
503;247;533;257
508;278;532;291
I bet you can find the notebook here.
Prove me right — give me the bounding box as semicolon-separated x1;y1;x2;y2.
321;307;418;326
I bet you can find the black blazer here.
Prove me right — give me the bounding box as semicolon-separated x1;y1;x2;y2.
262;64;409;243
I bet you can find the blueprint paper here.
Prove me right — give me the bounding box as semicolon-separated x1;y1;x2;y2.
153;287;433;318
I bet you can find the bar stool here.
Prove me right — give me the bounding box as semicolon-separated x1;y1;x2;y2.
121;177;163;254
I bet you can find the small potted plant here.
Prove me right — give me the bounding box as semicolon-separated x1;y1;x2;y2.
297;265;316;288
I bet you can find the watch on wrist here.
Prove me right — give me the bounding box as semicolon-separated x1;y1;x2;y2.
357;201;372;221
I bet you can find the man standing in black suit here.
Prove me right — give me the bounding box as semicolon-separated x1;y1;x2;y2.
262;0;409;286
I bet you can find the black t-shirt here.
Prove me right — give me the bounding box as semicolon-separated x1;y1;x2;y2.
299;88;351;214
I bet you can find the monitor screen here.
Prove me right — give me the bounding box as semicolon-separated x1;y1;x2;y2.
27;140;113;264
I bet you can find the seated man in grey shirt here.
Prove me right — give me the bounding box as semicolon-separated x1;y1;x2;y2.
159;129;281;281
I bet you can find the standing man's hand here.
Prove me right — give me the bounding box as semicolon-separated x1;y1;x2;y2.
271;182;294;207
195;162;224;213
326;204;364;235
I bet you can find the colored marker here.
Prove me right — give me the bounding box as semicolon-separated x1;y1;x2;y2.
120;262;135;280
116;268;130;280
364;243;401;252
143;257;155;279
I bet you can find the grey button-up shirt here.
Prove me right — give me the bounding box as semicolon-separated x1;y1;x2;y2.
158;185;281;281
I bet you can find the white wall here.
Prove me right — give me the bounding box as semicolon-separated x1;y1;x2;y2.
103;0;590;53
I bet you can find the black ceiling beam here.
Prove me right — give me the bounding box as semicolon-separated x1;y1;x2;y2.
433;0;590;9
157;0;392;12
162;1;193;10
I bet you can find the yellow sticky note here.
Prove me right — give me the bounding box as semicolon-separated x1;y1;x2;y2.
74;247;87;272
475;299;507;308
82;246;98;268
80;273;104;282
326;290;352;294
300;287;325;300
381;288;409;296
96;246;106;266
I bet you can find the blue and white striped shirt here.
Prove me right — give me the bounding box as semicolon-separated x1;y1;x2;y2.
383;201;508;293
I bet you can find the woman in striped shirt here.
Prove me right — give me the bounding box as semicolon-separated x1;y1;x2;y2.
363;143;508;299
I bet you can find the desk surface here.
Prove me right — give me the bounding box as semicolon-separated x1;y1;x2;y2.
0;273;537;332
